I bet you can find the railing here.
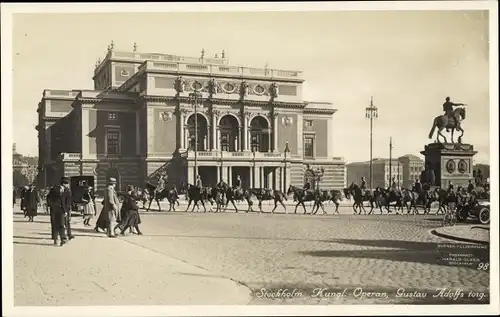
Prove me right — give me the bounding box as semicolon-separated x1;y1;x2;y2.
58;152;81;161
141;60;303;80
186;150;284;159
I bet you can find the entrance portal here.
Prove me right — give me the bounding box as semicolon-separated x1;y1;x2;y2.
198;166;218;187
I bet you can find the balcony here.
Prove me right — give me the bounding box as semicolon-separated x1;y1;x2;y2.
58;152;81;161
185;150;286;160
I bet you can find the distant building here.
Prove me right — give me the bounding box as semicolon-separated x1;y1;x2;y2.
13;143;38;187
346;154;424;189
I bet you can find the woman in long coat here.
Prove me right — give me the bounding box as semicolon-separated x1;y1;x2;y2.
82;185;96;226
94;199;108;233
20;186;29;216
25;184;40;222
119;185;143;235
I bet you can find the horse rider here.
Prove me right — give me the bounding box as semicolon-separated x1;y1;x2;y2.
234;175;243;197
413;178;423;194
196;175;203;190
467;179;475;194
303;178;312;191
447;181;454;193
156;175;166;193
442;97;465;131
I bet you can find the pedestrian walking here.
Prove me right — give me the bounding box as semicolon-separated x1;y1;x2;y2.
94;199;108;233
103;177;121;238
82;184;96;226
20;185;29;217
119;185;143;236
25;184;40;222
13;186;17;207
46;177;71;246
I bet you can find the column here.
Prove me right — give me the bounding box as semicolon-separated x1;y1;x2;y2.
249;166;254;188
187;164;194;184
255;167;261;188
267;131;272;152
260;167;265;188
180;112;185;149
228;166;233;186
217;167;221;183
212;114;218;150
203;133;208;151
273;114;278;152
238;126;243;151
243;116;249;151
273;169;279;190
279;167;284;192
81;108;90;158
184;127;189;150
135;111;141;154
247;128;251;151
222;165;228;182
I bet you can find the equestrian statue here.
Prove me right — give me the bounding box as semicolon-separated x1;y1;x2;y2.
428;96;467;144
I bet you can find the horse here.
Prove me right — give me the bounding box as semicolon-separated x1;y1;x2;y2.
310;190;331;215
376;188;404;214
401;188;423;215
218;183;253;213
146;188;179;212
249;188;287;214
428;187;449;214
183;184;208;212
325;189;342;214
428;107;466;144
287;185;323;214
343;185;375;214
205;186;225;212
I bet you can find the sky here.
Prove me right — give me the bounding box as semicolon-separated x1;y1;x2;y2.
10;10;491;164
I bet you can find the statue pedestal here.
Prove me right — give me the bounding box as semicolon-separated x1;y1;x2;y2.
420;143;477;188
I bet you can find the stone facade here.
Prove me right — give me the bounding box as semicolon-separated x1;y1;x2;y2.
37;49;346;194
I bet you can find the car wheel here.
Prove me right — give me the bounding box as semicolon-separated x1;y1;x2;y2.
479;207;490;225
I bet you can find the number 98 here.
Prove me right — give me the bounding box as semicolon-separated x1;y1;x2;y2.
478;263;489;270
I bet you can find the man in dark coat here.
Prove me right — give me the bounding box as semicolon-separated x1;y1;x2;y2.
47;177;72;246
20;186;29;216
25;184;40;222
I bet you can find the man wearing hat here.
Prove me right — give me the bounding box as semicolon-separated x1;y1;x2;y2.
104;177;121;238
46;177;72;246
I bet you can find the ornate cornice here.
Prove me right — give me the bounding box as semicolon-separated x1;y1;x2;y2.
139;95;176;103
77;97;137;105
303;108;337;115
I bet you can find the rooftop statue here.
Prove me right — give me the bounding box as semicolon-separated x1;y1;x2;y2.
428;96;467;144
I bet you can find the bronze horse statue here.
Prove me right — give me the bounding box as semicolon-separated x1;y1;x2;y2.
428;107;466;144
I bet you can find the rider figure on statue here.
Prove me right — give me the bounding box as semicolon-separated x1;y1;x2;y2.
442;97;465;132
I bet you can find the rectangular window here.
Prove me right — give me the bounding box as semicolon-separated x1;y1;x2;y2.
108;112;117;120
106;128;120;154
304;136;314;158
304;120;313;128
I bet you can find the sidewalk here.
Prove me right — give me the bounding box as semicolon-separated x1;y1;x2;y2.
13;211;251;306
431;224;490;245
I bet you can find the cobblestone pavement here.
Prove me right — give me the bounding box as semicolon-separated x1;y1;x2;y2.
13;203;490;305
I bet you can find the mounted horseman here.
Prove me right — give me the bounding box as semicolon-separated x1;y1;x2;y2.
428;96;467;143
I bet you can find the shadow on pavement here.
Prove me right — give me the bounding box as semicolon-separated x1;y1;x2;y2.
299;238;487;268
35;231;108;239
13;235;50;240
13;219;50;224
137;233;333;243
13;241;54;247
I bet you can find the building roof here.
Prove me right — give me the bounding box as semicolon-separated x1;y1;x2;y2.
399;154;423;160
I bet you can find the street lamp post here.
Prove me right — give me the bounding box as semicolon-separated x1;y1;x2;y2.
189;89;203;184
283;140;290;192
365;96;378;191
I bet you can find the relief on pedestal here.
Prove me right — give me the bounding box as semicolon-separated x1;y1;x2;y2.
458;159;468;174
445;159;456;174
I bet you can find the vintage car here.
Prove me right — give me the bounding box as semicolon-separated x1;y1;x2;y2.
457;198;490;225
70;175;95;213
